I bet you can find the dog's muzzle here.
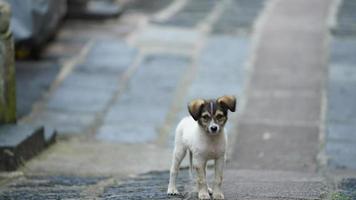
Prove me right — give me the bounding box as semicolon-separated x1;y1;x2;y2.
208;123;220;134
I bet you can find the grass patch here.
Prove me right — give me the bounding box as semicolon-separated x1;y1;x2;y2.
331;192;351;200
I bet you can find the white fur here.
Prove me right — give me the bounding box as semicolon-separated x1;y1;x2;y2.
167;116;227;200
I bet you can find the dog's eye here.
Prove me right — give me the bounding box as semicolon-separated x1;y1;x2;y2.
216;114;224;120
202;115;210;120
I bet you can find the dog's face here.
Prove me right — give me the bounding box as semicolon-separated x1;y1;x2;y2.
188;95;236;134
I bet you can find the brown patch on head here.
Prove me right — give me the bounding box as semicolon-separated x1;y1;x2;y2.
217;95;236;112
188;99;205;121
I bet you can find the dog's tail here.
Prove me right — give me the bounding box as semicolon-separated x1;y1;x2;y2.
189;150;193;179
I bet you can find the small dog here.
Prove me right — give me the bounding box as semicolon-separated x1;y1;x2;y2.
167;95;236;200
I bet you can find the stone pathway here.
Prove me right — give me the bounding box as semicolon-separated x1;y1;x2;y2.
1;0;356;199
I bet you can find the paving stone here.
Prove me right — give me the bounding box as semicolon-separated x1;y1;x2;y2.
62;71;119;92
326;140;356;169
329;64;356;83
330;39;356;66
32;110;96;135
327;78;356;123
125;0;172;14
77;39;137;74
213;0;266;34
154;0;217;27
97;124;157;143
46;85;113;113
332;0;356;37
327;122;356;142
97;55;190;143
15;61;60;118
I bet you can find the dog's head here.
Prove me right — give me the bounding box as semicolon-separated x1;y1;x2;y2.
188;95;236;134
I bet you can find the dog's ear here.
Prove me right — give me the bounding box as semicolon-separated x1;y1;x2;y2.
188;99;205;121
217;95;236;112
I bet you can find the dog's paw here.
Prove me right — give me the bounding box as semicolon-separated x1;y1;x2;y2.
167;187;180;195
198;190;211;200
212;192;224;200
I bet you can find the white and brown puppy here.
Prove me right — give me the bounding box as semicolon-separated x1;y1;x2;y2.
167;95;236;200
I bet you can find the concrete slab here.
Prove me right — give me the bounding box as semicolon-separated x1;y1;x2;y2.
0;124;49;171
231;123;319;171
243;92;321;125
230;0;331;173
0;125;43;147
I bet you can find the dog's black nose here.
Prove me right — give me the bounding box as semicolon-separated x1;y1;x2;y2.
210;126;218;132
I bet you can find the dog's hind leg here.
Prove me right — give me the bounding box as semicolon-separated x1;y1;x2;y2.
167;145;187;195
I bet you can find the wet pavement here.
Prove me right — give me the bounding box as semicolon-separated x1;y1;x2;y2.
1;0;356;199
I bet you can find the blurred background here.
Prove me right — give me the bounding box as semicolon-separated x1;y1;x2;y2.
0;0;355;199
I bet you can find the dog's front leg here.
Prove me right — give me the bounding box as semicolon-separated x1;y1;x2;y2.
196;160;210;200
212;156;225;199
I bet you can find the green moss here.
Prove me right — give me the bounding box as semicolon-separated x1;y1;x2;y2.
331;192;351;200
